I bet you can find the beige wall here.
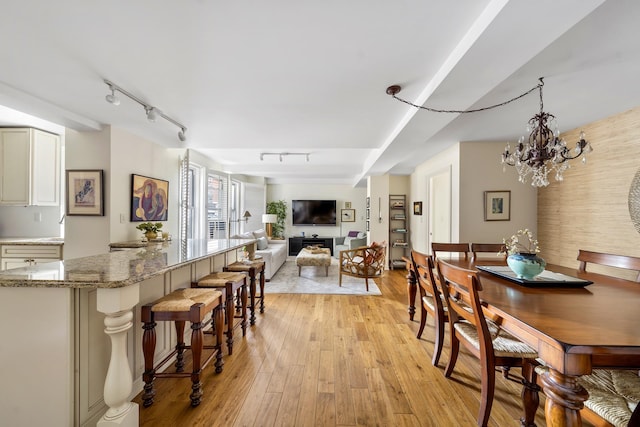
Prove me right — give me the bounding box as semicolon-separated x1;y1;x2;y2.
538;106;640;279
409;141;537;254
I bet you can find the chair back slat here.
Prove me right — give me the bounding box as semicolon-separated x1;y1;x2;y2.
436;259;487;335
471;243;506;259
431;242;470;260
411;250;438;300
577;249;640;282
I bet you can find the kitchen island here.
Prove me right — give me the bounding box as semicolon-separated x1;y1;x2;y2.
0;238;255;427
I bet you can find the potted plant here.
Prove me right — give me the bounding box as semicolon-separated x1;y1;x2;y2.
266;200;287;239
136;222;163;241
500;228;546;279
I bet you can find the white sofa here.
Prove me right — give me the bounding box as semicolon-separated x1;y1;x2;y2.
233;229;287;280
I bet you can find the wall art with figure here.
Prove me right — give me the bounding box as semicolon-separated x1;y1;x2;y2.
66;169;104;216
131;174;169;221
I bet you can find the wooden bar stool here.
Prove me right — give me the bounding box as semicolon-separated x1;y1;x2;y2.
141;287;224;408
193;271;247;355
224;259;266;325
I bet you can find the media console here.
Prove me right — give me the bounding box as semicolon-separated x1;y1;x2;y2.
288;236;334;256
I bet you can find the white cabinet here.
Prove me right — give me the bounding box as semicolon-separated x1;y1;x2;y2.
0;244;63;271
0;128;60;206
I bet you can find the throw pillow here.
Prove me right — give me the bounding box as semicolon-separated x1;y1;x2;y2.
348;231;359;237
239;232;254;239
253;229;267;239
256;236;268;250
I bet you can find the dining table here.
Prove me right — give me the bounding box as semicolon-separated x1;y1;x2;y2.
427;258;640;427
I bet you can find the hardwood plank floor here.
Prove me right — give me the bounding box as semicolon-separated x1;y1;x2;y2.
134;269;561;426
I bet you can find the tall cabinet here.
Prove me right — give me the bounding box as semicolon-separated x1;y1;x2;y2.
0;127;60;206
389;194;409;269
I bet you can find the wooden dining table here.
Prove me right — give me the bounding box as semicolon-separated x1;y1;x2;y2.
420;258;640;427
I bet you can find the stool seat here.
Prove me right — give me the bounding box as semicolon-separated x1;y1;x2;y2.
197;271;246;286
151;287;222;312
225;259;266;324
193;271;247;355
142;287;224;408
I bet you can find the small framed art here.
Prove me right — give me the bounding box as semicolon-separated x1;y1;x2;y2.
66;170;104;216
413;201;423;215
484;190;511;221
341;208;355;222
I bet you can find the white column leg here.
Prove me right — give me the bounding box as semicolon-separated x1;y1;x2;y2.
96;284;140;427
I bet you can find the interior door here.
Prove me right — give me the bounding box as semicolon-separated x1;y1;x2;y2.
428;166;451;252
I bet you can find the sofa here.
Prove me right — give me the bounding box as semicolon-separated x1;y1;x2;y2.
232;229;287;280
334;231;367;257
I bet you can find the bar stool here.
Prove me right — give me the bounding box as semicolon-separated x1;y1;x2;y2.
192;271;247;355
141;287;224;408
224;259;266;325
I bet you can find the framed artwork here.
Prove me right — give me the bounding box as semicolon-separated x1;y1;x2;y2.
341;208;355;222
413;201;423;215
131;174;169;221
66;170;104;216
345;201;352;208
366;208;370;219
366;220;370;231
366;197;370;208
484;190;511;221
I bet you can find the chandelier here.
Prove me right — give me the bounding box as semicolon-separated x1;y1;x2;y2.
501;78;592;187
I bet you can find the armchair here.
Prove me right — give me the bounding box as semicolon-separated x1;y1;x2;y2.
338;241;387;291
334;231;366;256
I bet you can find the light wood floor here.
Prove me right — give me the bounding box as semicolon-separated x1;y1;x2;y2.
134;269;552;426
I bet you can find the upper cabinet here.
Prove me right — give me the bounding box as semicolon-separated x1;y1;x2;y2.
0;128;60;206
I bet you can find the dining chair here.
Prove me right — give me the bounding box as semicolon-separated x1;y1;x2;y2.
436;259;540;427
471;243;506;259
431;242;470;260
577;249;640;282
410;250;448;366
573;249;640;426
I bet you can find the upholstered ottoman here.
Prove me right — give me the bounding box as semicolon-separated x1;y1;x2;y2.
295;246;331;276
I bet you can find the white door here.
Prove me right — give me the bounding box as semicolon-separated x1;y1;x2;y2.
428;167;451;252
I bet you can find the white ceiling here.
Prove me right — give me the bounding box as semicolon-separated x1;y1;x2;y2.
1;0;638;187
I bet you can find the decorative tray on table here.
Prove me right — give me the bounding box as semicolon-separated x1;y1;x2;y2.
476;265;593;288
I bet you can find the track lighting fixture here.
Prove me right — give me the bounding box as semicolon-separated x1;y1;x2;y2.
259;152;311;162
145;106;158;122
104;79;187;142
105;87;120;105
178;127;186;142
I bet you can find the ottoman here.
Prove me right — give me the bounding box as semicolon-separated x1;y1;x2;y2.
295;246;331;276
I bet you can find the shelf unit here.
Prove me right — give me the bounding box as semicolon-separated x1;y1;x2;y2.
389;194;409;269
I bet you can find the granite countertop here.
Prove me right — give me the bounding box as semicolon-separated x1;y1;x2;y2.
0;238;256;289
0;237;64;246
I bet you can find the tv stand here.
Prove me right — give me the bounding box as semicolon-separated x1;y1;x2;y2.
289;236;334;256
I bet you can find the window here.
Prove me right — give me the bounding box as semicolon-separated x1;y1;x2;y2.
207;173;228;239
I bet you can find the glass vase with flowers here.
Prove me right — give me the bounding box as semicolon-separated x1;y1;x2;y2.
500;229;546;279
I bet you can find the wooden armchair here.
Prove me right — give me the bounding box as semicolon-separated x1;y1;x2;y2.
411;250;448;366
436;259;540;427
471;243;506;260
573;249;640;426
431;242;470;260
339;241;387;291
577;249;640;282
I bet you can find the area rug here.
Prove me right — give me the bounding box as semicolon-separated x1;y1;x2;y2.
265;258;382;295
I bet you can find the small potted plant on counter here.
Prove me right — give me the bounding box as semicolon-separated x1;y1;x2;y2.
136;222;163;241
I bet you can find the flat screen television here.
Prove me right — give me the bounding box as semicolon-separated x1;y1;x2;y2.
292;200;337;226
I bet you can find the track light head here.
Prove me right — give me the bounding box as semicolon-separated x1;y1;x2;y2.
145;107;158;122
178;128;187;142
105;87;120;105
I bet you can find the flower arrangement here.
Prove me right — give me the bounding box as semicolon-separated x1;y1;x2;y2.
500;228;540;255
135;222;163;233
